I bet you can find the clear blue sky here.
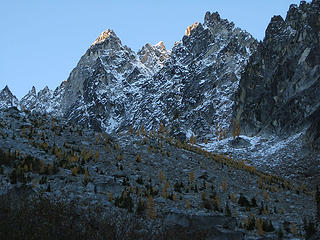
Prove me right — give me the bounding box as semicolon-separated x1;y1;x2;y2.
1;0;303;99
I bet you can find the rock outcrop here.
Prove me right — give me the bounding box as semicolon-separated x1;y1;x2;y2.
234;0;320;150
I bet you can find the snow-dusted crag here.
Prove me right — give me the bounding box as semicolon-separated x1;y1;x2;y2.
138;12;257;140
16;11;257;139
62;29;154;132
137;41;170;74
0;86;19;110
20;85;65;116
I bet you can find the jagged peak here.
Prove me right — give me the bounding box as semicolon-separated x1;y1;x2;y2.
138;41;168;56
289;3;298;10
30;86;36;95
1;85;15;97
91;29;119;46
43;85;50;91
185;22;200;36
139;41;166;51
2;85;10;92
203;11;236;32
138;43;152;52
287;0;320;19
154;41;166;51
38;86;51;96
204;11;220;25
0;85;18;104
269;15;285;24
265;15;286;40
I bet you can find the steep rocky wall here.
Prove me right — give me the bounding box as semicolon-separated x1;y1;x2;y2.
234;0;320;149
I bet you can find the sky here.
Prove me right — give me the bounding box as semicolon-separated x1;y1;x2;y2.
1;0;303;99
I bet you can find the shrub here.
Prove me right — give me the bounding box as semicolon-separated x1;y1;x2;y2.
159;170;165;183
136;176;143;185
174;181;184;193
225;202;231;217
250;197;257;207
238;193;250;207
136;198;145;215
147;196;156;219
136;154;142;163
114;189;134;212
245;214;255;230
263;220;275;232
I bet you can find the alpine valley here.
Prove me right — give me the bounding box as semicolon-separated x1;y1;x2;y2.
1;1;320;239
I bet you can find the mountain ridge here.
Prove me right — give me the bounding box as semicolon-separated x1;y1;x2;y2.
1;11;257;142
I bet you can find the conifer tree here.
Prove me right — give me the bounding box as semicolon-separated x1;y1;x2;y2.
189;171;194;184
147;195;156;219
232;119;241;139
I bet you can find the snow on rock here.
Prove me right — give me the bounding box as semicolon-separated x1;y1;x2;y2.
15;11;258;141
137;41;170;74
0;86;19;110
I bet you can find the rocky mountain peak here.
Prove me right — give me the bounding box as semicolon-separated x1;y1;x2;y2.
30;86;36;95
137;41;170;72
1;86;12;95
265;15;286;39
203;11;235;31
20;86;37;110
38;86;51;97
154;41;166;51
91;29;119;46
0;86;19;110
204;11;221;27
185;22;200;36
88;29;123;57
0;86;18;101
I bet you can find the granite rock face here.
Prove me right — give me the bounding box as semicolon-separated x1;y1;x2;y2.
234;0;320;149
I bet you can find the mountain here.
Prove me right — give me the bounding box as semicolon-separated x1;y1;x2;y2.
17;12;256;140
62;12;257;139
234;0;320;150
141;12;257;140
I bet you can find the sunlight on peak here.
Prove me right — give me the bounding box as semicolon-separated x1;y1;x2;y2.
92;29;113;46
154;41;166;50
185;22;200;36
